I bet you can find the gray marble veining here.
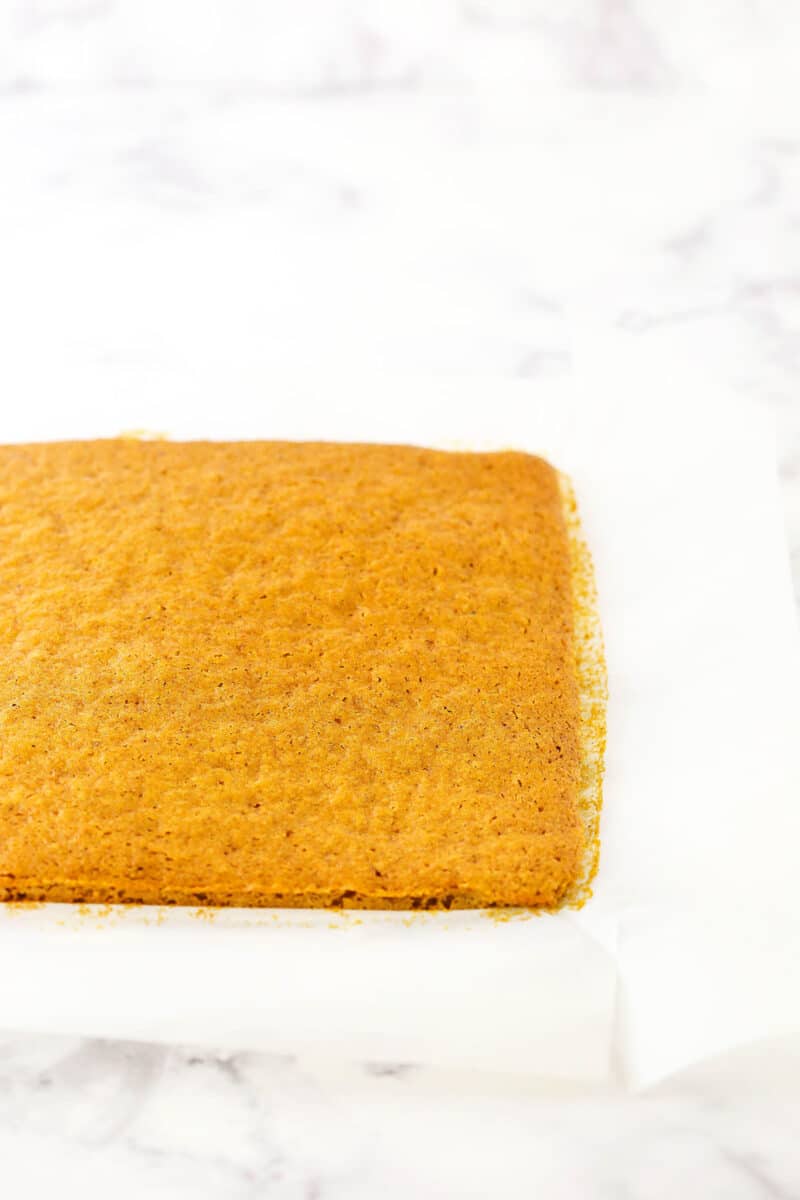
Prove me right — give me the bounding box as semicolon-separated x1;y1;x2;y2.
0;2;798;1196
2;1035;800;1199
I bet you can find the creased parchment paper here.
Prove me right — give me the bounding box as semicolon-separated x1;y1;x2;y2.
1;376;798;1090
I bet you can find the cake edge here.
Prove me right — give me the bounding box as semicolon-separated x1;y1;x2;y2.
557;471;608;909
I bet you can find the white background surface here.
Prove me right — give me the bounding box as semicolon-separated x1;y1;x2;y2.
1;3;800;1197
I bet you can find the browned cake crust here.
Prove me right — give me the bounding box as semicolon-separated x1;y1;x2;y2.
0;439;596;909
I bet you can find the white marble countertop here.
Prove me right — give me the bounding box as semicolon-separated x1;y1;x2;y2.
1;2;799;1196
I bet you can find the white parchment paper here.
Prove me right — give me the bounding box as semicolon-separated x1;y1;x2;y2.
1;375;798;1089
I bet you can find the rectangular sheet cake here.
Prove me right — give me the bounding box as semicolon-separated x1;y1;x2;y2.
0;440;602;909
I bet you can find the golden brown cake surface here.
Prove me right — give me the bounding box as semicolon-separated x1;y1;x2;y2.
0;439;587;909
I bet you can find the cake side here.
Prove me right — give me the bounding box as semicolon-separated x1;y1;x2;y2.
558;473;607;907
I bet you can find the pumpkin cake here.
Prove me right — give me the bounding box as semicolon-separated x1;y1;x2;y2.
0;439;604;909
